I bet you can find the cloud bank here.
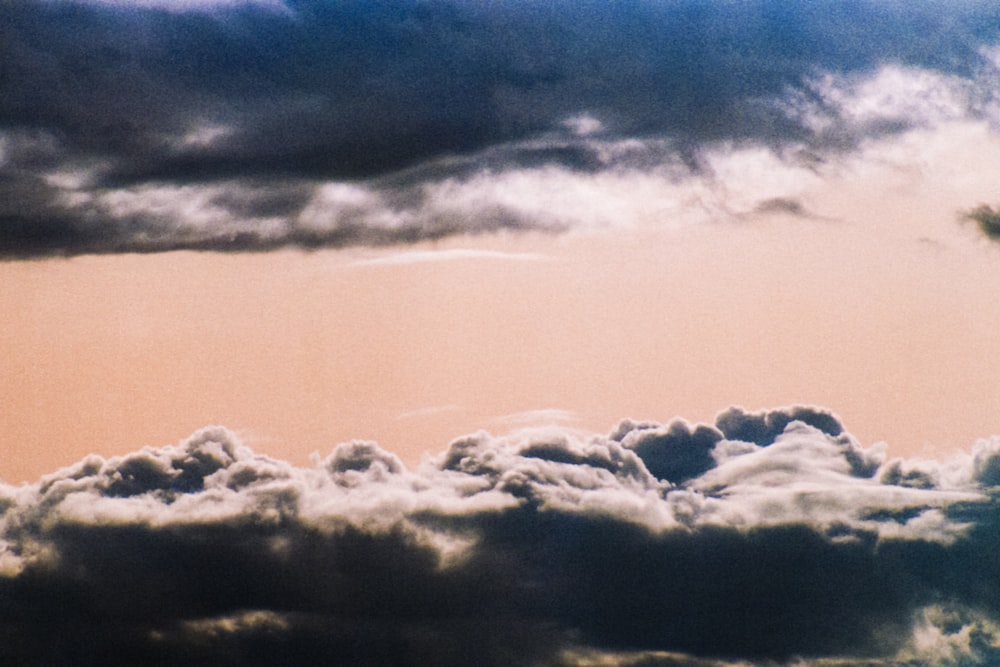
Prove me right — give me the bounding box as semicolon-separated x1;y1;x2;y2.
5;407;1000;665
3;0;1000;257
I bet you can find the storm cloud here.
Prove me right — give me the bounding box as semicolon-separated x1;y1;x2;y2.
2;0;1000;257
4;407;1000;665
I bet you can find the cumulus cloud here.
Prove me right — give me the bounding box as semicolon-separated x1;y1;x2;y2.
2;0;1000;257
4;406;1000;664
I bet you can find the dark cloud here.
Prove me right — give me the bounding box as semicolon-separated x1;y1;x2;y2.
715;404;844;445
964;204;1000;241
613;418;722;484
2;0;1000;257
752;196;810;217
3;408;1000;664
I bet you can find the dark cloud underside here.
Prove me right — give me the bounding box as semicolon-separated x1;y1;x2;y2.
4;408;1000;665
2;0;1000;257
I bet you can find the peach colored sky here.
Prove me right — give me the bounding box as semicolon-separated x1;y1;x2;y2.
4;119;1000;484
5;114;1000;483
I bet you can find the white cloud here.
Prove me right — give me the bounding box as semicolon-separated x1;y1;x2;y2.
778;65;980;139
490;408;579;428
349;248;551;268
895;605;1000;665
91;183;289;239
179;123;236;149
562;114;605;137
296;183;391;232
395;404;464;421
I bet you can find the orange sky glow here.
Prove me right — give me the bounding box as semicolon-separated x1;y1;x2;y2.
5;121;1000;484
12;4;1000;664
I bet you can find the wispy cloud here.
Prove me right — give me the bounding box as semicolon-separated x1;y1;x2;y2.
4;407;1000;664
489;408;580;430
349;248;551;268
394;404;464;421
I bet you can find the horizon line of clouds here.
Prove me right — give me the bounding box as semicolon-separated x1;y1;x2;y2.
4;1;1000;258
6;404;1000;663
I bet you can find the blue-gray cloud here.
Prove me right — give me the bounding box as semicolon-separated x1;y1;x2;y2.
2;0;1000;257
4;407;1000;665
964;204;1000;241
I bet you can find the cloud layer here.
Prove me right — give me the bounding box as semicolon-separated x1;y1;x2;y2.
5;407;1000;665
3;0;1000;257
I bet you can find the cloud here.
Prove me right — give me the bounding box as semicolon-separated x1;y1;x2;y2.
489;408;579;429
62;0;292;12
963;204;1000;241
714;405;845;447
2;1;1000;257
349;248;551;268
775;65;985;146
5;407;1000;664
394;404;463;421
612;418;722;485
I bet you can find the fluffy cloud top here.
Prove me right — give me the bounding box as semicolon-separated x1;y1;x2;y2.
4;406;1000;665
2;0;1000;257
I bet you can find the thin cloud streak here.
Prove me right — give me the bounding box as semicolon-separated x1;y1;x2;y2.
348;248;551;268
490;408;579;428
394;404;464;421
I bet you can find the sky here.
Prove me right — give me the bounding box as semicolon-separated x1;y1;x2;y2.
4;0;1000;664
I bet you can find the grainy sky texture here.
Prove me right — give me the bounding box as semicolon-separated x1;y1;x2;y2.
4;0;1000;664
